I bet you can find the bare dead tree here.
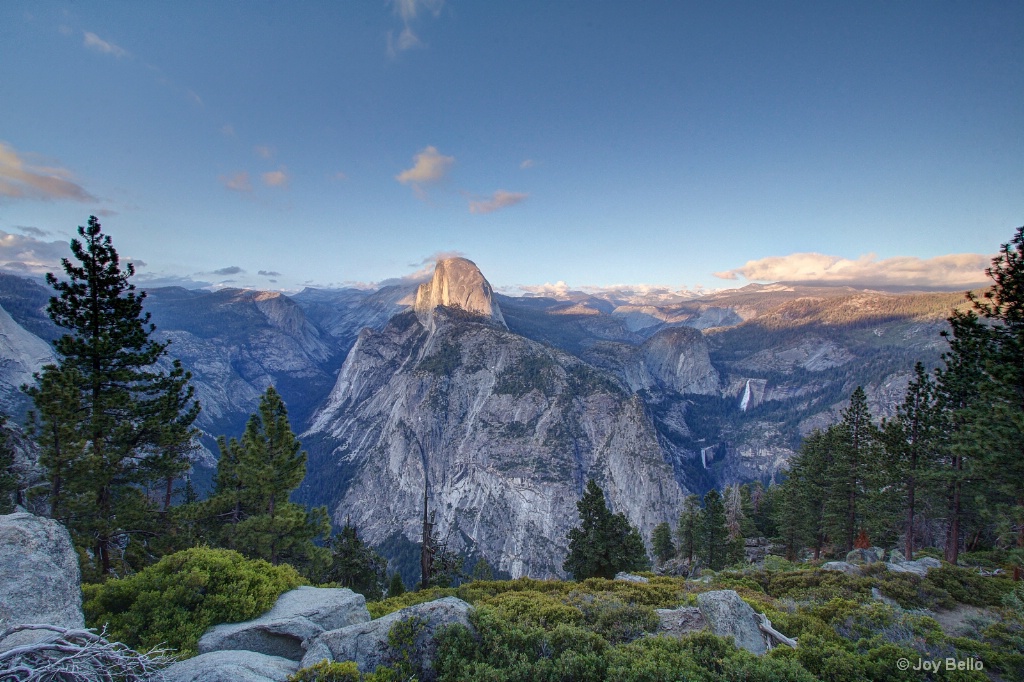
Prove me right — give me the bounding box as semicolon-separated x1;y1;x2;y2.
0;624;175;681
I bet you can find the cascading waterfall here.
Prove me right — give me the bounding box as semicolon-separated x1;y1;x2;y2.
739;378;752;412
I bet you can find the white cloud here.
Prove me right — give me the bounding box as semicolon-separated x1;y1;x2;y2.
0;229;70;274
387;0;444;56
219;171;252;192
0;142;96;202
520;159;535;169
395;146;454;196
83;31;127;58
469;190;528;214
254;145;274;159
262;167;289;187
714;252;992;289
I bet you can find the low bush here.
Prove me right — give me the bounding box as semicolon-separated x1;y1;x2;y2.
82;546;303;657
921;564;1015;608
287;660;361;682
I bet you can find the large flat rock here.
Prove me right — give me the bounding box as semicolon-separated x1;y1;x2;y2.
160;650;299;682
696;590;767;655
301;597;471;678
198;586;370;661
0;513;83;651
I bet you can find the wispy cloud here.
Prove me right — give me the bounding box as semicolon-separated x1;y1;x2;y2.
520;159;535;169
221;124;236;137
469;190;528;214
262;167;289;187
18;225;51;238
220;171;252;192
0;229;70;275
212;266;244;276
254;145;274;159
0;142;96;202
258;270;282;277
714;252;992;289
396;146;454;197
83;31;128;58
387;0;444;57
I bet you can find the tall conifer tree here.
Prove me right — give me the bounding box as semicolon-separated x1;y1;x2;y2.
25;217;200;576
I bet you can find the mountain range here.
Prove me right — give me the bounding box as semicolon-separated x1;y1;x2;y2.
0;262;972;579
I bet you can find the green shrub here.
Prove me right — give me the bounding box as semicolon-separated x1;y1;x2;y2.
566;591;658;644
485;590;582;628
921;564;1015;607
366;587;457;618
82;546;303;656
877;571;954;610
287;660;361;682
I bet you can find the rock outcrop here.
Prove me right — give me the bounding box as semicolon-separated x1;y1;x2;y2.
198;586;371;661
641;327;719;395
160;650;299;682
886;556;942;576
0;303;56;412
301;597;472;677
414;257;505;330
655;606;707;638
696;590;768;655
0;513;84;647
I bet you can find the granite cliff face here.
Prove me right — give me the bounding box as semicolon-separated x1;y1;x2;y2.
0;303;56;413
304;260;681;578
414;258;506;330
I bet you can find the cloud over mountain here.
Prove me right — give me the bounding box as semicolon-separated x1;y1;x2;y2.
715;252;991;289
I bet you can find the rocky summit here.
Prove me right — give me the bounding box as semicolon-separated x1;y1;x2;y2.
413;257;506;330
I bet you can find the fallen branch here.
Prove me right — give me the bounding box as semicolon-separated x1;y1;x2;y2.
756;612;797;650
0;623;176;681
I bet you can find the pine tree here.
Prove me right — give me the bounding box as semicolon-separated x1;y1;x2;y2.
563;479;649;579
697;489;729;570
935;311;989;565
315;523;387;600
388;572;406;597
24;217;200;576
0;416;17;513
470;557;496;581
773;427;833;560
822;387;888;554
883;362;941;560
676;494;701;563
651;522;675;563
952;227;1024;577
203;386;331;574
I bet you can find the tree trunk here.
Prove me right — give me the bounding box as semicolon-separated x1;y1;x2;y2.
945;457;962;565
905;467;916;560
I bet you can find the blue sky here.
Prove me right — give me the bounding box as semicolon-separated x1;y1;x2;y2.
1;1;1021;294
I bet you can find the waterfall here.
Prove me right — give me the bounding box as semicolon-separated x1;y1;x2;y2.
739;378;752;412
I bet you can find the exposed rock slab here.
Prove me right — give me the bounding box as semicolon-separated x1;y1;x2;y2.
160;650;299;682
886;556;942;576
0;513;83;651
300;597;471;677
821;561;863;576
846;548;880;565
198;586;370;660
695;590;767;655
655;606;706;638
615;572;649;583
